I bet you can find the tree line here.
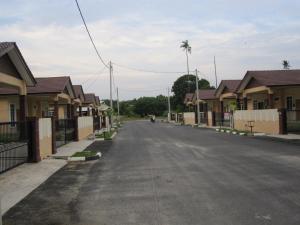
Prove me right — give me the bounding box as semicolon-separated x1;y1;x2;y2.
103;74;214;118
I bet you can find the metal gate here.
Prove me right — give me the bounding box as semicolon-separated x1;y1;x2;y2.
215;112;233;128
93;116;100;131
0;121;30;173
199;112;207;124
55;119;76;148
287;110;300;134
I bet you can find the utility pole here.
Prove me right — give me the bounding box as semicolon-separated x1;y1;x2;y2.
214;56;218;88
195;69;200;126
117;87;120;124
109;61;113;129
168;87;171;122
109;61;113;109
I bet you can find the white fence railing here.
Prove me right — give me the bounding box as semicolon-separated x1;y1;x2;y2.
234;109;279;122
78;116;93;129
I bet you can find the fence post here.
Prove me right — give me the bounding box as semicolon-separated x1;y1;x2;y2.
278;108;287;135
27;117;41;163
74;116;79;141
212;111;216;126
51;117;57;154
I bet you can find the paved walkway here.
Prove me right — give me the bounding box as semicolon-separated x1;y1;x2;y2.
0;159;66;215
52;140;95;159
0;139;94;217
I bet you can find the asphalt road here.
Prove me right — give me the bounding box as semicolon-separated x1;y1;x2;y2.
3;121;300;225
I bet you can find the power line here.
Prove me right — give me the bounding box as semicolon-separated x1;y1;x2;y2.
74;0;109;68
84;66;109;90
112;62;186;74
81;65;108;85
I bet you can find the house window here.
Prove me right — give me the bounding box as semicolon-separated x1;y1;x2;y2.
253;100;258;110
9;104;16;126
286;96;293;111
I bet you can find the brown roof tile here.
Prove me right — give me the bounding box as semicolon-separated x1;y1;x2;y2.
84;93;96;104
247;70;300;86
193;89;216;101
0;76;71;95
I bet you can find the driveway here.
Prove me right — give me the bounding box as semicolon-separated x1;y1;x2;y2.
3;121;300;225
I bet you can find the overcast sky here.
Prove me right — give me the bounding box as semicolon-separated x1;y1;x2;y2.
1;0;300;100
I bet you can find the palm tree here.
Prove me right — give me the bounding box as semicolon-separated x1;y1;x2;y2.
180;40;192;75
180;40;192;93
282;60;290;70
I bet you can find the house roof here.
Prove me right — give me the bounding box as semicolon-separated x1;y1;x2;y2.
184;93;194;104
0;76;75;98
95;96;100;105
237;70;300;92
73;85;85;102
193;89;216;101
0;42;36;86
215;80;241;98
84;93;96;104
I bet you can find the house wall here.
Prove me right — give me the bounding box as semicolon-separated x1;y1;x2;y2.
58;105;66;119
207;100;220;112
234;109;280;134
0;96;20;122
78;116;93;140
183;112;195;125
246;87;300;110
38;118;52;159
27;97;51;118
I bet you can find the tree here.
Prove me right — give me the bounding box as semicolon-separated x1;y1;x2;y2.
171;74;213;112
180;40;192;75
282;60;290;70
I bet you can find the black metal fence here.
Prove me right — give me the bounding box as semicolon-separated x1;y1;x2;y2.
55;119;76;148
199;112;207;124
0;121;30;173
287;110;300;133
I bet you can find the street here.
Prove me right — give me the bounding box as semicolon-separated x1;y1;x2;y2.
3;121;300;225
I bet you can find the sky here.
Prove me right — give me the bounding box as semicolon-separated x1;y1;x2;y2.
1;0;300;100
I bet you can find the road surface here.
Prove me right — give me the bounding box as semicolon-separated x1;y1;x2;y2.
3;121;300;225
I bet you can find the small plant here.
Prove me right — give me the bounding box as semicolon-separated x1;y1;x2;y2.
72;151;97;157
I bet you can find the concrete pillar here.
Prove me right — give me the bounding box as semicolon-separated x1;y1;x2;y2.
54;100;59;120
51;117;56;154
236;98;241;110
67;104;72;119
243;97;248;110
278;108;287;134
79;106;82;117
268;94;274;109
19;95;27;122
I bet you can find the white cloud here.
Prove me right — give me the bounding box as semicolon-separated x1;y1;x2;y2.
1;13;300;100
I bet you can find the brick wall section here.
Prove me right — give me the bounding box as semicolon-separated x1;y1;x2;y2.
233;109;280;134
183;112;195;125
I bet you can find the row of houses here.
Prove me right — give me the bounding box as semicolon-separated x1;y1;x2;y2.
0;42;111;173
176;70;300;135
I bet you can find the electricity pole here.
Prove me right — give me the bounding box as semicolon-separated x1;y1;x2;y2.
117;87;120;124
195;69;200;126
109;61;113;129
109;61;113;109
214;56;218;88
168;87;171;122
